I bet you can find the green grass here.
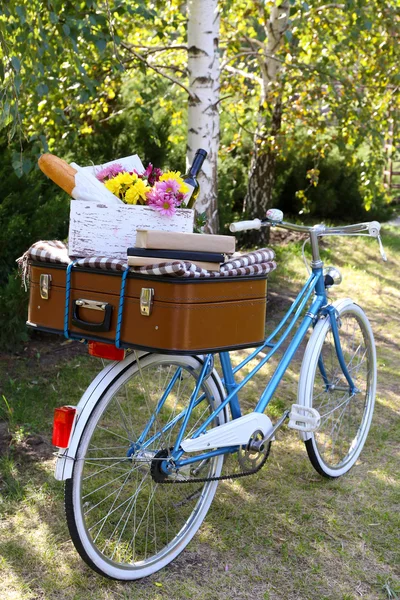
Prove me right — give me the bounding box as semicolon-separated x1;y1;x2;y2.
0;226;399;599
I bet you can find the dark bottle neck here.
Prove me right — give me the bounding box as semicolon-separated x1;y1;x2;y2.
188;149;207;176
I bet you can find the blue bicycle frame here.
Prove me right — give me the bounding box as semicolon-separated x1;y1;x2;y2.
131;263;357;473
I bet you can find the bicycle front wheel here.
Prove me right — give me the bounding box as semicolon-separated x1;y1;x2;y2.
65;353;227;580
298;299;376;478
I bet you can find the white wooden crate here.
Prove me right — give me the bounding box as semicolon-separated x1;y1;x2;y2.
68;201;194;259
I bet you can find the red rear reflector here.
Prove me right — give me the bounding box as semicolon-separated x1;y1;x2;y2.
88;341;125;361
52;406;77;448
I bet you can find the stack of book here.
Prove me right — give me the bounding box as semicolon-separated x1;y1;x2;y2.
127;230;236;272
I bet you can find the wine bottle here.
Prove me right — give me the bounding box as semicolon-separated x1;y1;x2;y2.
183;148;207;209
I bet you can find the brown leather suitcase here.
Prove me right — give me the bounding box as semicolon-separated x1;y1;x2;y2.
27;262;268;353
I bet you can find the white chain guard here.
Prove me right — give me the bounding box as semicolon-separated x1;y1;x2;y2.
181;412;273;453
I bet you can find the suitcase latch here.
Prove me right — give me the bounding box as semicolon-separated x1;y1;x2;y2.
40;274;52;299
140;288;154;316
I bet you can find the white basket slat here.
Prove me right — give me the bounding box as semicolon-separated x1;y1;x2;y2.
68;201;194;259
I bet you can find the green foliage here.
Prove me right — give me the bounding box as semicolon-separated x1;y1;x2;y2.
0;79;184;351
0;0;187;163
0;136;69;350
0;273;30;350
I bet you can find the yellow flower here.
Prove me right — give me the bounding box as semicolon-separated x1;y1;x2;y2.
159;170;189;194
115;171;137;186
124;179;151;205
104;178;121;196
104;172;138;199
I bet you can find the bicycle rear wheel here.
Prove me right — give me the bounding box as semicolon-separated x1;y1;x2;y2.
298;299;376;478
65;353;226;580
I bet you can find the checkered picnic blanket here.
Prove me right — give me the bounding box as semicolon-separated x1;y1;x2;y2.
17;240;277;288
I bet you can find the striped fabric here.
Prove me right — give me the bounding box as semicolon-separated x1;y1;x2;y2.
131;249;276;279
17;241;277;286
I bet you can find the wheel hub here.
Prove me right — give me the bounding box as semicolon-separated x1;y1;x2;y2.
150;448;173;483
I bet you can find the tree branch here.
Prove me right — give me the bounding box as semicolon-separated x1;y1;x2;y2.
121;42;196;99
220;50;262;71
120;44;188;54
151;64;187;75
316;4;345;11
224;64;263;84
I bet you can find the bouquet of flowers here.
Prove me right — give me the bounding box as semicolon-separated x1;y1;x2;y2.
95;163;190;217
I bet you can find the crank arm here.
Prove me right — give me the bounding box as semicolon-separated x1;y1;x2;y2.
249;410;290;452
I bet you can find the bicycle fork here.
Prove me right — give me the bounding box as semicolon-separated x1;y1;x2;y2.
320;305;358;395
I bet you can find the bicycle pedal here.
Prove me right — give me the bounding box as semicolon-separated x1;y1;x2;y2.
288;404;321;432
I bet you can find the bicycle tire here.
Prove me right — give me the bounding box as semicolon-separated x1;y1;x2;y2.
65;353;227;580
298;299;376;478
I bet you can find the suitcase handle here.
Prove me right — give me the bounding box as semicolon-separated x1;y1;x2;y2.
72;298;113;333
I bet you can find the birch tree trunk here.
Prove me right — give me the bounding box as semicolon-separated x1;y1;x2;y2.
243;1;289;245
187;0;220;233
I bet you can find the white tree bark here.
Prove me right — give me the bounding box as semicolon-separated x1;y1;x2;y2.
187;0;220;233
261;2;290;97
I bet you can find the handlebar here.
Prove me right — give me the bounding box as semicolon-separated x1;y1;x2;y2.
229;214;387;262
229;218;381;238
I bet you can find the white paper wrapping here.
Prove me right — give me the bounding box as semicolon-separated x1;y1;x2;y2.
70;155;145;205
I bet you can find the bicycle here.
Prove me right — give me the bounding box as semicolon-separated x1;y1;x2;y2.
55;210;386;580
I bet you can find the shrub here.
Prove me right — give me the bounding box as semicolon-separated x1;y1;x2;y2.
0;137;69;350
273;149;391;222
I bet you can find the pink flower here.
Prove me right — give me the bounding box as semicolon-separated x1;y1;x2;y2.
157;179;180;195
149;193;177;217
140;164;163;185
174;192;185;206
95;163;124;182
146;187;159;205
150;166;163;185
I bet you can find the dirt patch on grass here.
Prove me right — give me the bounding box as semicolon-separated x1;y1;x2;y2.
0;421;53;462
0;331;88;382
0;421;11;456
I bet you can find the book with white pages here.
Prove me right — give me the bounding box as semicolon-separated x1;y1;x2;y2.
127;255;221;271
135;229;236;254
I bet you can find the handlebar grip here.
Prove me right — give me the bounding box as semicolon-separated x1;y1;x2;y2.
229;219;262;233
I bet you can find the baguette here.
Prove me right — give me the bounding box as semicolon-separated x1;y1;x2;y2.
38;153;77;195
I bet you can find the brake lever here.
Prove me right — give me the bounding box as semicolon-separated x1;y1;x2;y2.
377;235;387;262
368;221;387;262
